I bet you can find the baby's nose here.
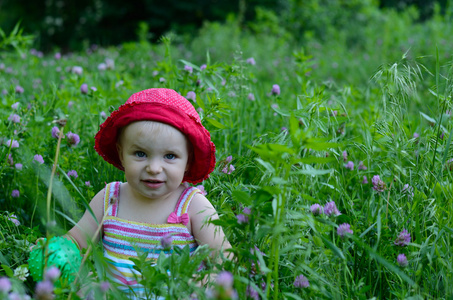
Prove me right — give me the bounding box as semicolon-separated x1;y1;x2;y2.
146;159;163;173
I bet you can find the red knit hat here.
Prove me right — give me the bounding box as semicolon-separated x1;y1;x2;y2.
94;88;216;184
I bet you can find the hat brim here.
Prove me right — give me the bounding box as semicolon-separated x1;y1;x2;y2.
94;102;215;184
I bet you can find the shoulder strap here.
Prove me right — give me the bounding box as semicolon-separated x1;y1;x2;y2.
174;186;200;216
103;181;121;216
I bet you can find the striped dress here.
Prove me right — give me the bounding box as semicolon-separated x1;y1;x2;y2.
102;182;200;298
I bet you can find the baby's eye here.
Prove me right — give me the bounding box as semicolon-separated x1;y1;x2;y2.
135;151;146;158
164;154;176;160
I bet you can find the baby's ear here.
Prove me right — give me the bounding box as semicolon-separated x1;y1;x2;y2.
116;143;124;164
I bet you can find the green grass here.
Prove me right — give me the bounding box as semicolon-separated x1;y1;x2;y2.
1;3;453;299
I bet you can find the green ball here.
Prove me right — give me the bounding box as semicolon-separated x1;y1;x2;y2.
28;236;82;285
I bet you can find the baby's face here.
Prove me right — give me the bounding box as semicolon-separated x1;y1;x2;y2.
117;121;190;201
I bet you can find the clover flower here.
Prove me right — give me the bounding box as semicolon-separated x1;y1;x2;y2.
246;57;256;65
324;201;341;216
15;85;24;94
394;229;411;246
51;126;60;139
184;65;193;74
66;132;80;146
80;83;88;94
14;266;29;282
294;275;309;288
248;93;255;101
413;132;419;139
337;223;353;237
71;66;83;75
236;214;248;224
216;271;234;289
342;150;348;161
6;139;19;148
397;254;408;267
44;267;61;282
100;111;106;119
310;204;323;215
362;176;368;184
7;214;20;226
34;154;44;164
200;64;207;71
15;163;23;170
402;184;414;198
161;233;173;250
246;286;259;300
344;161;354;170
8;114;20;123
0;277;11;293
67;170;78;178
192;185;206;196
358;161;367;170
372;175;386;192
186;91;196;102
35;280;54;299
221;164;235;175
271;84;281;96
11;102;19;110
85;181;91;187
11;190;20;198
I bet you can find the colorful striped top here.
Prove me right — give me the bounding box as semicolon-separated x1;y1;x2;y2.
102;182;200;298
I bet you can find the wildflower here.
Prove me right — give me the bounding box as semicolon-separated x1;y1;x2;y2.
100;111;107;119
324;201;341;216
14;266;29;281
228;91;237;98
248;93;255;101
225;164;236;174
243;207;251;215
100;281;110;293
80;83;88;94
216;271;234;289
11;102;19;110
6;139;19;148
344;161;354;170
186;91;196;102
51;126;60;139
15;85;24;94
15;163;23;170
67;101;74;109
195;184;207;196
54;52;61;60
85;181;91;187
362;176;368;184
11;190;20;198
397;254;408;267
246;286;259;300
310;204;323;215
200;64;207;71
67;170;78;178
66;132;80;146
271;84;280;96
184;65;193;74
332;110;338;117
246;57;256;65
71;66;83;75
44;267;60;282
7;153;13;165
413;132;419;139
7;214;20;226
358;161;367;170
115;80;124;88
161;233;173;250
371;175;386;192
394;229;411;246
294;275;309;288
337;223;353;237
8;114;20;123
105;58;115;69
225;155;233;163
91;87;97;92
35;280;54;300
236;214;248;224
159;77;166;83
34;154;44;164
342;150;347;161
0;277;11;293
98;62;107;71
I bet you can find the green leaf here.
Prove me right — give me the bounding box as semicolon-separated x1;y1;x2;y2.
205;118;226;129
419;111;436;124
292;169;333;176
1;264;14;277
320;235;345;260
297;156;335;164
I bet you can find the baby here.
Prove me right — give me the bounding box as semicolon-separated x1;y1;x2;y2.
67;88;229;297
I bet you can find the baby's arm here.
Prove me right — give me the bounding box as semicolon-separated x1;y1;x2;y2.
189;193;231;255
66;188;106;249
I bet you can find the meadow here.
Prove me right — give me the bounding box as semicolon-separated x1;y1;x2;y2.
1;3;453;299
